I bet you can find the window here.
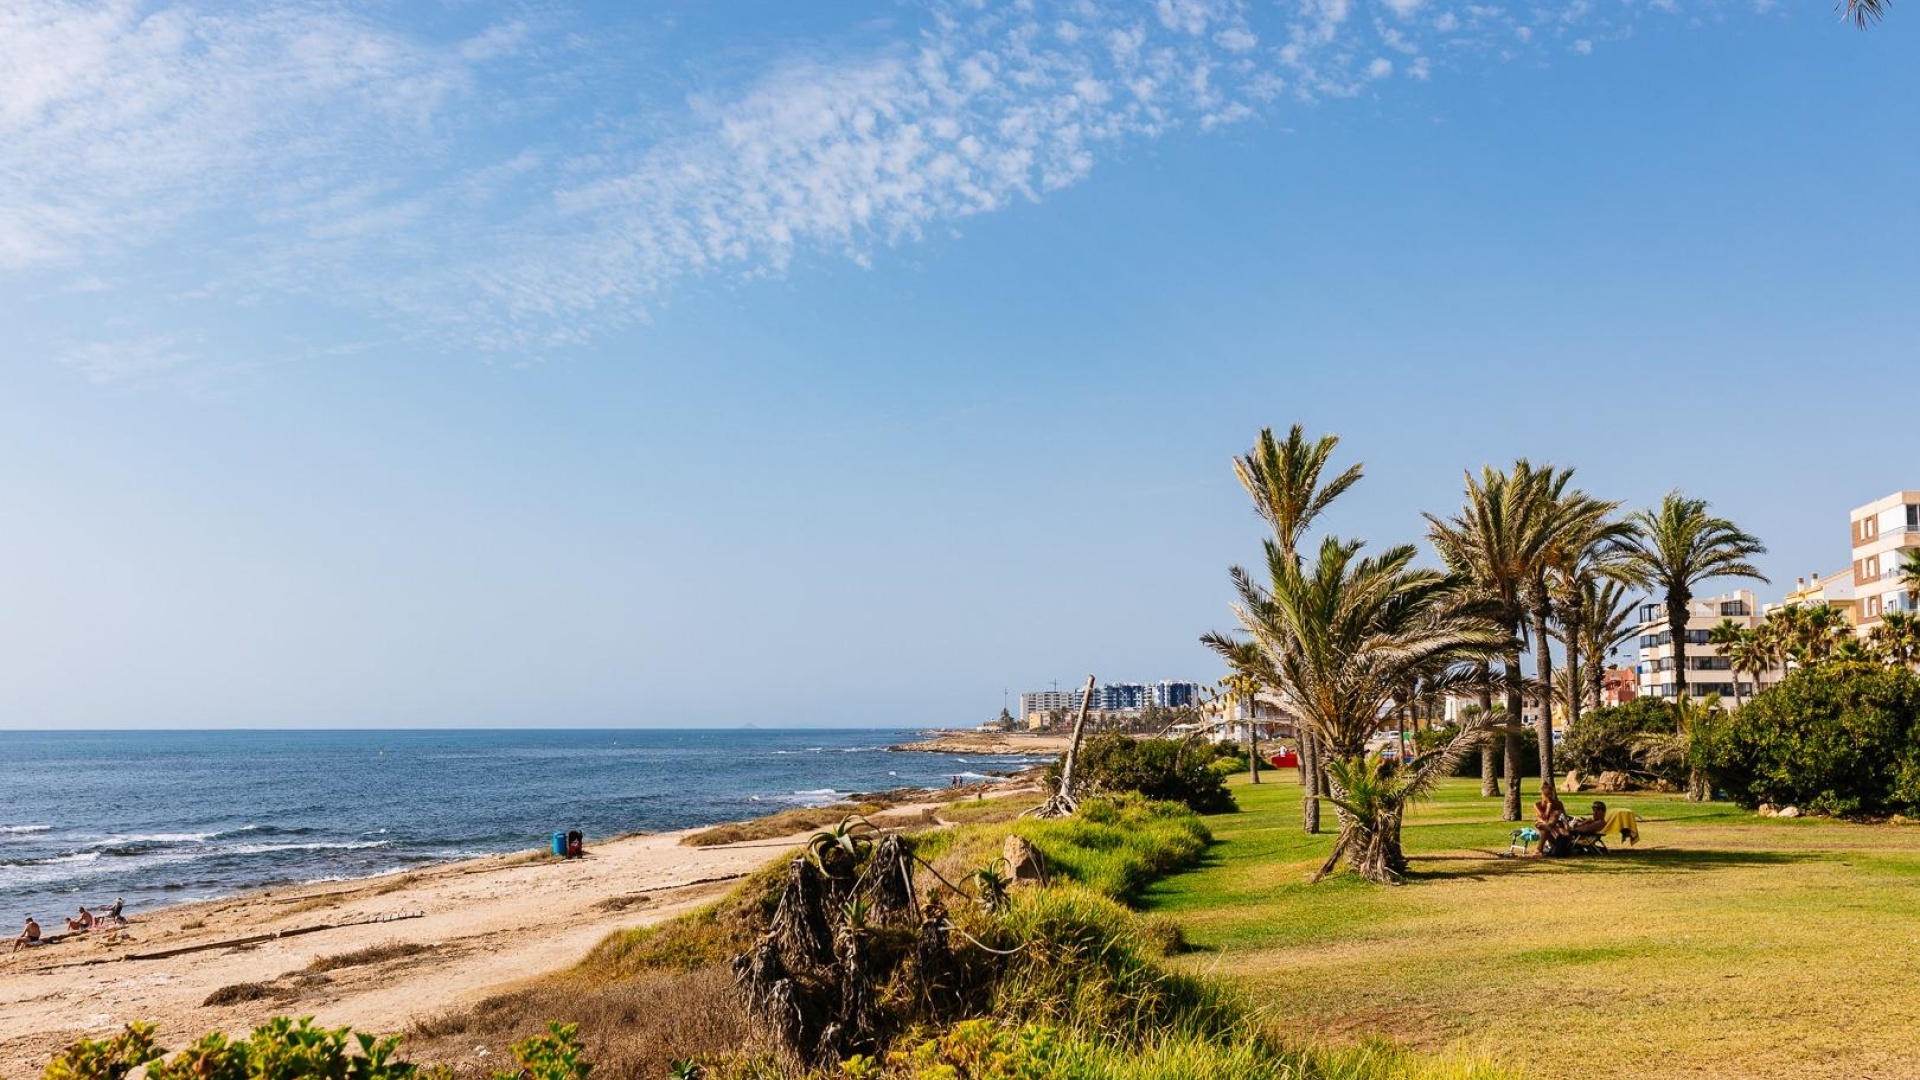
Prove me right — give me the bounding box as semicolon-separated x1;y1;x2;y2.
1720;601;1750;617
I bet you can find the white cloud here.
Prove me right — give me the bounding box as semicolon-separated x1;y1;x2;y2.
2;0;1731;369
1574;37;1594;52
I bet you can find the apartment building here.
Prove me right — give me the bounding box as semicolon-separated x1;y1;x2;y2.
1851;491;1920;628
1634;588;1762;703
1018;680;1203;726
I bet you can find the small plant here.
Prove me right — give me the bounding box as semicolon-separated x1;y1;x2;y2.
41;1024;161;1080
494;1022;592;1080
838;1054;881;1079
807;815;878;877
666;1061;704;1080
970;860;1012;912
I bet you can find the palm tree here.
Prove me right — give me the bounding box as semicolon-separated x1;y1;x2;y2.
1228;425;1364;835
1842;0;1891;27
1563;577;1639;712
1770;603;1851;668
1616;492;1769;732
1528;476;1631;779
1899;548;1920;607
1706;618;1753;709
1209;536;1505;884
1426;465;1555;821
1216;654;1267;784
1869;611;1920;667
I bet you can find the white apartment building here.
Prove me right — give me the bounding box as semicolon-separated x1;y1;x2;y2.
1850;491;1920;627
1634;588;1762;703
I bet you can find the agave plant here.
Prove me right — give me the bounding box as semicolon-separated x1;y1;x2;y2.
807;815;877;877
970;860;1013;912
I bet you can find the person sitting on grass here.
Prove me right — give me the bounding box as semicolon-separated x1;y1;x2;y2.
11;915;40;953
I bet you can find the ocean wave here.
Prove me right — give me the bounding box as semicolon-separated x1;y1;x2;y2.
223;840;391;856
1;824;53;835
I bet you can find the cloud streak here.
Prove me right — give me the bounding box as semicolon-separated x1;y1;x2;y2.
1;0;1696;375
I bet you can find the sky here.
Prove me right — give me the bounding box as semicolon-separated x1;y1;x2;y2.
1;0;1915;729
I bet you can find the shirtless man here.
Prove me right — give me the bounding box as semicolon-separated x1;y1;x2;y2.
1570;801;1608;836
11;915;40;953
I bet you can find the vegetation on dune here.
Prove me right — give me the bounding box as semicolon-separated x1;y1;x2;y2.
1037;734;1237;815
683;803;896;848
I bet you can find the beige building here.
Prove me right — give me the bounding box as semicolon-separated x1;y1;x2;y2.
1850;491;1920;628
1634;588;1763;703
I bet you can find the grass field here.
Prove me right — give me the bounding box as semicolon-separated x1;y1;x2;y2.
1147;775;1920;1080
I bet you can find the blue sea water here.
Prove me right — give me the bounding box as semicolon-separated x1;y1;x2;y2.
0;729;1043;922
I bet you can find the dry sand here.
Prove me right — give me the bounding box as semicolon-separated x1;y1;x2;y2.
0;803;949;1076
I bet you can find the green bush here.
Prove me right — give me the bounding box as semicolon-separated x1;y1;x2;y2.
1562;698;1678;780
1415;723;1540;779
1043;735;1236;814
912;795;1212;905
1709;663;1920;816
43;1017;593;1080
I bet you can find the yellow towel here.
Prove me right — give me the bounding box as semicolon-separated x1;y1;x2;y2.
1604;809;1640;845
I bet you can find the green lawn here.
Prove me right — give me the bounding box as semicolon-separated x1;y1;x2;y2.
1146;775;1920;1080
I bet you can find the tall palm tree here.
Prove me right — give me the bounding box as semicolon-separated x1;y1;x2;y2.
1228;425;1363;835
1562;577;1639;712
1528;475;1631;779
1216;647;1268;784
1427;465;1555;822
1208;536;1505;884
1616;492;1768;732
1770;603;1852;668
1707;619;1756;709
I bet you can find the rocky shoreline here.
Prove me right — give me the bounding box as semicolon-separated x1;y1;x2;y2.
888;730;1073;756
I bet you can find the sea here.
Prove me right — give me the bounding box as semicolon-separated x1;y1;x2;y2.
0;728;1046;922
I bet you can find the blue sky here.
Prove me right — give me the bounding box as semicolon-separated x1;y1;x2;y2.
1;0;1914;728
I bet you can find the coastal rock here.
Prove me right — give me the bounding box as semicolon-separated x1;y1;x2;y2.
1564;771;1583;794
1757;803;1777;817
1594;771;1631;793
1003;835;1048;888
1777;806;1801;819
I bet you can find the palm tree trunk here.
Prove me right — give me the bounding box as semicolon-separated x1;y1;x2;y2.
1502;653;1525;822
1588;644;1605;712
1565;620;1584;741
1530;604;1556;782
1247;719;1262;784
1667;592;1691;732
1478;665;1499;798
1300;731;1321;834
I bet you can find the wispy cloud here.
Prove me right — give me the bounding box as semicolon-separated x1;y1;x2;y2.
1;0;1690;375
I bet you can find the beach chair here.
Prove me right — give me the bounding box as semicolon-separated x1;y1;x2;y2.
1569;830;1608;856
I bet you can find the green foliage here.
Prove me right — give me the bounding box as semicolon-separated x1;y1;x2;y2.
495;1023;592;1080
980;886;1238;1040
41;1024;161;1080
48;1018;425;1080
877;1019;1514;1080
1562;698;1678;779
46;1018;595;1080
1709;662;1920;816
1042;735;1236;814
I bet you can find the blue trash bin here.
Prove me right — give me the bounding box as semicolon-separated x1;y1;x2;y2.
552;831;567;857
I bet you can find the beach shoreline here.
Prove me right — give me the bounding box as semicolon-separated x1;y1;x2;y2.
886;730;1073;756
0;782;1034;1076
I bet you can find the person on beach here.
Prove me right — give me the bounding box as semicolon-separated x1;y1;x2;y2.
1532;781;1572;857
66;907;95;932
104;898;125;925
10;915;40;953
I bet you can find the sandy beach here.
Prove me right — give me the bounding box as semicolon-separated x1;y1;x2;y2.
0;802;954;1076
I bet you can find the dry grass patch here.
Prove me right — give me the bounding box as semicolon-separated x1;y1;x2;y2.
408;966;755;1080
303;939;434;974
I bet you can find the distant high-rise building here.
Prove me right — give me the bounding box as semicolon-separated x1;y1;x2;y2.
1018;681;1202;726
1634;588;1761;703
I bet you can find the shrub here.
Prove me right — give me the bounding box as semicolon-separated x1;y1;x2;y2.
1042;735;1236;814
1416;723;1540;779
1709;662;1920;816
912;796;1211;905
1562;698;1678;780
